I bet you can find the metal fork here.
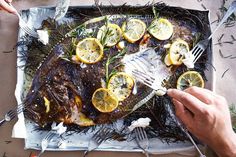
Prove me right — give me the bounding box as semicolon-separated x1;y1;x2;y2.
132;69;159;91
83;127;112;157
37;131;57;157
134;127;150;157
192;0;236;63
0;103;24;126
132;69;206;157
7;3;39;38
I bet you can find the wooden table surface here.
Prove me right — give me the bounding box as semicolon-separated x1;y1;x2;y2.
0;0;235;156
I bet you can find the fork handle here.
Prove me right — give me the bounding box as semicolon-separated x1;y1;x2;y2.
143;151;150;157
83;150;89;157
185;131;206;157
0;119;6;126
208;0;236;40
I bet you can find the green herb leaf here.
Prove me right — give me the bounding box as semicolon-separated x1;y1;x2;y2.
152;6;159;19
105;48;127;84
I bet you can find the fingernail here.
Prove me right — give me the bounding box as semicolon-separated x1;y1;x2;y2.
167;89;174;95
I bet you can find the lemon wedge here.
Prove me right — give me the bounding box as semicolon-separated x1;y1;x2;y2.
97;23;122;47
122;19;146;43
177;71;204;90
76;38;103;64
108;72;134;101
92;88;119;113
169;39;190;65
148;18;173;40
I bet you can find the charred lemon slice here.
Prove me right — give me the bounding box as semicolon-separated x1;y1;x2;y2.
76;38;103;64
148;18;173;40
169;39;190;65
77;112;95;126
108;72;134;101
122;19;146;43
92;88;119;113
97;23;122;47
177;71;204;90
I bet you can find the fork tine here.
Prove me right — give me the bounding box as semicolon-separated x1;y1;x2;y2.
21;25;36;37
136;57;152;69
134;128;139;139
132;74;153;87
93;127;110;144
17;104;24;113
85;127;111;156
143;129;148;139
193;50;204;63
138;127;145;140
19;19;38;38
20;26;34;37
132;71;155;84
190;46;198;55
43;132;53;141
132;72;154;87
9;3;38;38
46;132;55;140
192;47;202;56
19;21;32;33
8;110;16;118
134;127;150;157
191;46;200;55
135;128;141;141
133;70;155;81
136;128;143;141
19;19;34;33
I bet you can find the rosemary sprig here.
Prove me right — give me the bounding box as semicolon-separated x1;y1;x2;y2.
192;32;202;47
105;48;127;84
211;0;236;25
218;33;225;42
100;28;114;46
152;6;159;19
147;6;160;31
100;17;114;46
221;68;230;78
219;49;232;59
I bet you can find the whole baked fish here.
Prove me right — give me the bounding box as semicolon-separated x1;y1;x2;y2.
24;13;198;128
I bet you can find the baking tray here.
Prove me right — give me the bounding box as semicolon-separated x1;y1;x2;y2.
13;4;214;155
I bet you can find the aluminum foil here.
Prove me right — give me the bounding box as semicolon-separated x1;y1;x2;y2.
12;6;214;155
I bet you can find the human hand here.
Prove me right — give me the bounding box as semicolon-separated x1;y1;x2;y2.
0;0;16;14
167;87;236;157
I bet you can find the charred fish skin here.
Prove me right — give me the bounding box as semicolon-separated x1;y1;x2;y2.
24;45;65;124
24;45;83;126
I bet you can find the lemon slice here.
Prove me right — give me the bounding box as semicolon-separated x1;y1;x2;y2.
108;72;134;101
169;39;189;65
97;23;122;47
177;71;204;90
92;88;119;113
164;54;172;66
122;19;146;43
76;38;103;64
148;18;173;40
77;112;95;126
